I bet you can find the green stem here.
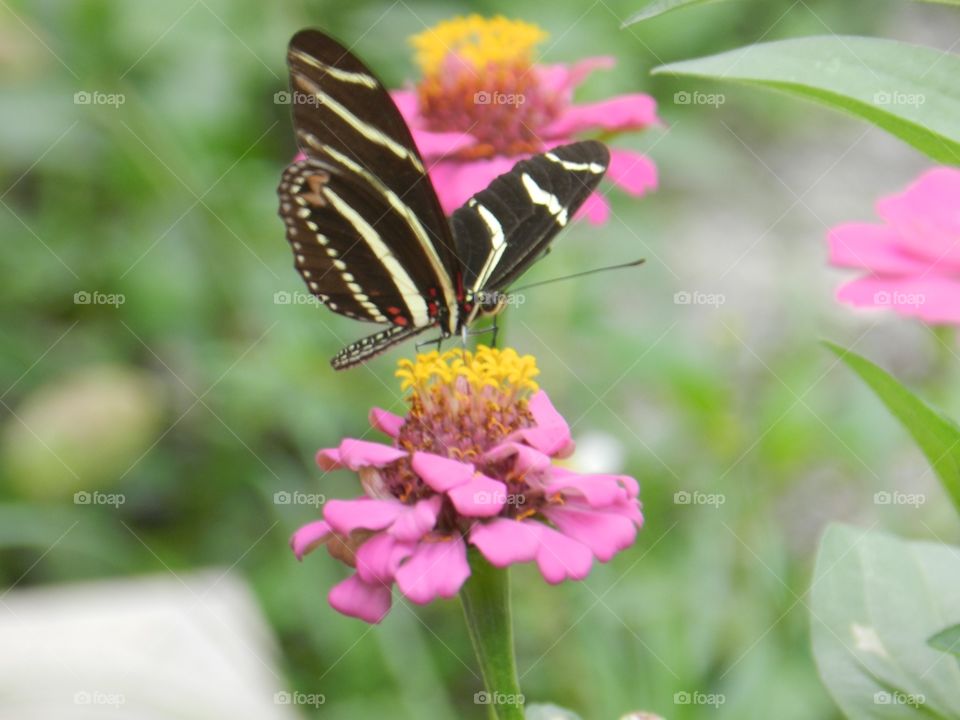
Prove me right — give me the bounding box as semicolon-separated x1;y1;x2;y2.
459;550;525;720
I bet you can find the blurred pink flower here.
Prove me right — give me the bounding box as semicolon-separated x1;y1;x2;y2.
828;167;960;323
291;347;643;623
391;15;661;223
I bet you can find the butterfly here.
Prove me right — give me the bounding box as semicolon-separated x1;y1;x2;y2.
277;29;610;369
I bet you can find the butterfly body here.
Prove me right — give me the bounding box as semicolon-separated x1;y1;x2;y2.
277;30;609;369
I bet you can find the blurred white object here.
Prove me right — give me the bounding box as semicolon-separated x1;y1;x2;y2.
0;571;302;719
569;431;626;475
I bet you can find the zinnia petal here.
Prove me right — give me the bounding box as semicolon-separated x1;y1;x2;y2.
355;533;415;584
876;167;960;265
836;274;960;324
544;473;629;508
543;505;639;562
395;537;471;604
320;439;407;471
324;498;402;535
542;94;660;138
607;148;658;197
828;223;932;274
536;56;616;98
290;520;331;560
533;525;594;583
328;574;392;624
577;192;611;225
447;475;508;517
411;451;475;492
513;390;573;456
470;518;540;567
428;156;520;215
368;407;405;438
390;496;444;542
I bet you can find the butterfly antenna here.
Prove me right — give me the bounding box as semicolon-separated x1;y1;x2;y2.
510;258;646;293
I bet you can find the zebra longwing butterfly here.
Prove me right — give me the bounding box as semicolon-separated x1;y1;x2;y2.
277;29;610;369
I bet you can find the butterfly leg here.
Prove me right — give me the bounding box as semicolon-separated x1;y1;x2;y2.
415;335;444;354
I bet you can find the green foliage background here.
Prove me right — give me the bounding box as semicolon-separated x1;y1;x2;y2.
1;0;958;717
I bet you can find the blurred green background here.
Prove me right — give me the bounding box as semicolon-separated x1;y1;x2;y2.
3;0;960;717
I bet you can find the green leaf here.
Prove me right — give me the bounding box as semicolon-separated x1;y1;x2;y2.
825;342;960;515
622;0;724;25
652;36;960;165
812;524;960;718
929;625;960;664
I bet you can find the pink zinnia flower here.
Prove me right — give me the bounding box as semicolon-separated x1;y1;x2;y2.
291;347;643;623
390;15;661;224
828;167;960;323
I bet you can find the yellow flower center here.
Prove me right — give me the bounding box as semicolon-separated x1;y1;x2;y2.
410;15;547;77
408;16;561;159
397;345;539;396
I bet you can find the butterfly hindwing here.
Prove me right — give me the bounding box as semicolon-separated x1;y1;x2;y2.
450;141;610;296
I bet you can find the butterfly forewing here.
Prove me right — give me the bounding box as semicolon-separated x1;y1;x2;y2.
281;29;460;331
450;140;610;296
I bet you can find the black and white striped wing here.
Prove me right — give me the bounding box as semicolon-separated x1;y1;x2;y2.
277;29;460;334
450;141;610;296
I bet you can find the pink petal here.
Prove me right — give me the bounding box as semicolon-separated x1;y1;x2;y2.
542;94;661;138
368;407;404;438
293;151;306;163
827;223;932;274
533;525;594;583
607;148;658;197
484;442;553;476
544;473;630;508
411;451;475;492
290;520;331;560
447;475;508;517
542;505;638;562
328;574;392;624
324;498;402;535
836;274;960;325
428;156;520;215
395;537;470;604
536;56;616;98
390;89;418;123
577;192;610;225
470;518;540;567
338;439;407;470
877;167;960;265
413;128;478;159
513;390;573;457
390;496;443;542
316;447;343;471
355;533;415;584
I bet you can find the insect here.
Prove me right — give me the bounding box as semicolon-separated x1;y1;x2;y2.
277;29;610;369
